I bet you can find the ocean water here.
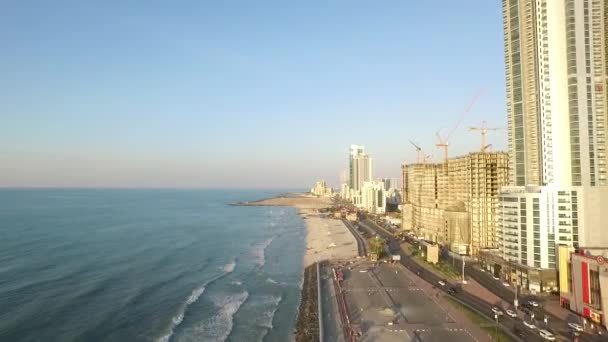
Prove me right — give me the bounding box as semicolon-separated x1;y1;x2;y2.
0;189;306;342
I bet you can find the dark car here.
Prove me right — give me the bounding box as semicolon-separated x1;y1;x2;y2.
447;287;457;295
513;326;528;339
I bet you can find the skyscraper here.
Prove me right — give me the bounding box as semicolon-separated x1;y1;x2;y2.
503;0;608;187
348;145;372;192
496;0;608;286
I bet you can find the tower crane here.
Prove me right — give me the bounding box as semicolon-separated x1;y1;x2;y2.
435;90;484;164
468;121;503;152
409;140;422;163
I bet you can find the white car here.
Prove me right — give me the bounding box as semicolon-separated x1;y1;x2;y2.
493;275;500;280
538;329;556;340
491;307;503;316
502;282;510;287
438;280;446;286
523;321;536;329
506;309;517;318
528;300;539;307
568;322;583;332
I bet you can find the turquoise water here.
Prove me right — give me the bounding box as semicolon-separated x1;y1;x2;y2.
0;189;306;342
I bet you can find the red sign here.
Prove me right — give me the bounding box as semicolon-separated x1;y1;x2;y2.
597;256;605;264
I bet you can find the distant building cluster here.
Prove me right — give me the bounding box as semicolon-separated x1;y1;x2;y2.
339;145;401;215
310;180;333;197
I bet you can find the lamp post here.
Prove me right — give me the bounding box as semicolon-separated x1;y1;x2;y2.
494;314;498;341
462;255;467;284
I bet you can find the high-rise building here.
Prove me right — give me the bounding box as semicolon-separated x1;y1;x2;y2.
361;180;386;214
503;0;608;187
401;152;510;254
348;145;373;206
493;0;608;291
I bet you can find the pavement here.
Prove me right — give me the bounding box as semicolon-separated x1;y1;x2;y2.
338;260;484;342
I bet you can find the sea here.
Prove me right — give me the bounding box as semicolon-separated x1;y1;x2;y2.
0;189;307;342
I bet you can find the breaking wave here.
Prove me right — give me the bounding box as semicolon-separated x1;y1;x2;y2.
155;260;237;342
251;238;274;267
191;291;249;341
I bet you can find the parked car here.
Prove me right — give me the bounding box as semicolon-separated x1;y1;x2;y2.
506;309;517;318
538;329;556;340
502;282;510;287
438;280;446;286
568;322;583;332
523;321;536;329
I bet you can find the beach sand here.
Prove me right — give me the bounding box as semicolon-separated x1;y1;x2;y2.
249;194;358;266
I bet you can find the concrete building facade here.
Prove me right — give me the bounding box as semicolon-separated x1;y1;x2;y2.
401;152;510;255
559;246;608;328
497;0;608;276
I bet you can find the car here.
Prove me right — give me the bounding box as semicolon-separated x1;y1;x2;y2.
447;287;457;295
538;329;556;340
493;275;500;280
502;282;510;287
523;321;536;329
568;322;583;332
506;309;517;318
438;280;446;286
528;300;539;307
491;307;504;316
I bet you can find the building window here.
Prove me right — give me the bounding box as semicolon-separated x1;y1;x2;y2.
590;270;601;308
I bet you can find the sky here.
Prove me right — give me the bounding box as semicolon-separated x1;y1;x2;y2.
1;1;509;188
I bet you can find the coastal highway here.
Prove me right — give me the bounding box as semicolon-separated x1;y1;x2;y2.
360;218;608;342
357;219;546;342
342;219;368;257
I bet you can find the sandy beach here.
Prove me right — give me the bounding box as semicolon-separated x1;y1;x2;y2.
249;193;358;266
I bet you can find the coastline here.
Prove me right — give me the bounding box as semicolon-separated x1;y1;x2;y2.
241;193;358;341
236;193;358;266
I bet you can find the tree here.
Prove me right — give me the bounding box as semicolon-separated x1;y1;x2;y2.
370;236;386;258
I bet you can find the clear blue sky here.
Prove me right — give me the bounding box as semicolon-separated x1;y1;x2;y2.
1;1;508;188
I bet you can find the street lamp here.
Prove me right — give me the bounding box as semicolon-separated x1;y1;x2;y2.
494;314;498;341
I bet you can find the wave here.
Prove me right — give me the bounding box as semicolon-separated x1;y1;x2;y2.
191;291;249;341
256;295;283;330
223;260;236;273
155;260;237;342
251;238;273;267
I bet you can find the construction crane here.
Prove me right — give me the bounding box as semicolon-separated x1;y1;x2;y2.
435;90;484;164
409;140;422;163
469;121;503;152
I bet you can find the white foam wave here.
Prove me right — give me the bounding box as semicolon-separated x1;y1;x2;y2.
251;238;273;267
256;295;282;330
192;291;249;341
155;261;237;342
156;285;206;342
222;260;236;273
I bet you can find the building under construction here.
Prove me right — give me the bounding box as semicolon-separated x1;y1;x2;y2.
401;152;510;255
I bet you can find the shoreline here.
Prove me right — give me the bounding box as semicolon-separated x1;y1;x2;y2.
244;193;358;341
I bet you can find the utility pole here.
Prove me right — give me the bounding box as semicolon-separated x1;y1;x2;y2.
514;281;519;309
462;255;467;284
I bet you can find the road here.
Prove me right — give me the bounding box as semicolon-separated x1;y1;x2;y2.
358;219;550;342
360;217;607;342
342;219;368;257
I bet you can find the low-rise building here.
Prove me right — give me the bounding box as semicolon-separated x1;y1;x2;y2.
559;246;608;328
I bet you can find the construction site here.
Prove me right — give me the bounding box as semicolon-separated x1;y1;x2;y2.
401;93;512;256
